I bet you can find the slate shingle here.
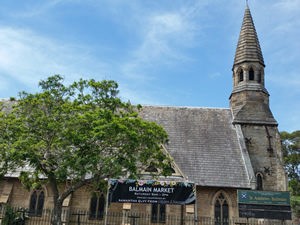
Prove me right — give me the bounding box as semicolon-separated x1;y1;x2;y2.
140;106;251;188
234;6;264;67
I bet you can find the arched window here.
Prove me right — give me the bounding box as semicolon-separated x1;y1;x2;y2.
257;72;262;83
151;204;166;223
249;68;254;80
256;174;263;190
29;190;45;216
89;192;105;220
239;70;244;82
214;193;229;225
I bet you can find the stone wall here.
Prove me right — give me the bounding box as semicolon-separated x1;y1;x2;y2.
241;125;287;191
0;178;242;219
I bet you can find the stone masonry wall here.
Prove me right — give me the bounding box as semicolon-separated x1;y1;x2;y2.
1;178;242;220
240;125;287;191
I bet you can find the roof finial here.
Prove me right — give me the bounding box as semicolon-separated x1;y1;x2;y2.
246;0;249;8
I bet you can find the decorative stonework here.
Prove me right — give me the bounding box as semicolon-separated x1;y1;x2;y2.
230;6;287;192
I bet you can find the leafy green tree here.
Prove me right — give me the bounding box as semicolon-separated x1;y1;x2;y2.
0;75;172;225
281;130;300;217
2;206;17;225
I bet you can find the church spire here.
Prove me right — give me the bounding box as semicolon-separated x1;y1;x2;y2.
233;5;264;68
230;5;277;126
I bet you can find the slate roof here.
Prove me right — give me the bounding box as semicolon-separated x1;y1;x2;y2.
234;5;264;67
140;106;252;189
233;102;277;126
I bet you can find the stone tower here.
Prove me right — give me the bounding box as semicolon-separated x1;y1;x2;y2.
230;5;287;191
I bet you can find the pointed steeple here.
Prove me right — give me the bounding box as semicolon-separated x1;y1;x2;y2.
233;5;265;67
230;5;277;126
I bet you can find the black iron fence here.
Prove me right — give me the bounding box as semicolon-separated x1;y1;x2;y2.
0;206;296;225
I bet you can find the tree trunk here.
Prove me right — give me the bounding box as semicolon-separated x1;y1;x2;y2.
52;201;63;225
48;174;63;225
48;175;92;225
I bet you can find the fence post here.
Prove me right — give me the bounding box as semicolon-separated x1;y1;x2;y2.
104;180;110;225
194;184;198;225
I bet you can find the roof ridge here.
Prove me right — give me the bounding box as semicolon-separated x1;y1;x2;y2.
141;105;230;110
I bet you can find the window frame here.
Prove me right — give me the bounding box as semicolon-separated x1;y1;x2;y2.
214;192;229;225
256;173;263;190
257;72;262;83
249;68;255;81
89;191;106;220
151;203;166;223
29;190;45;217
239;70;244;82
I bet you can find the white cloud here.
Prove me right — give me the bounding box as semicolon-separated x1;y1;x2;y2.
120;2;206;82
4;1;207;85
252;1;300;95
6;0;65;18
0;27;110;90
139;13;194;60
274;0;300;12
0;24;168;104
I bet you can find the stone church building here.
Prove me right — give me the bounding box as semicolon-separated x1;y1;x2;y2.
0;5;289;224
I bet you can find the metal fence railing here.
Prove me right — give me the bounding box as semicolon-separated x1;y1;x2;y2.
0;206;296;225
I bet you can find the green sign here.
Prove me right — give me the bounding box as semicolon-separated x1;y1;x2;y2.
238;190;290;206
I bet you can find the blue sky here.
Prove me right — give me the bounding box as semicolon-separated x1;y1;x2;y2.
0;0;299;132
